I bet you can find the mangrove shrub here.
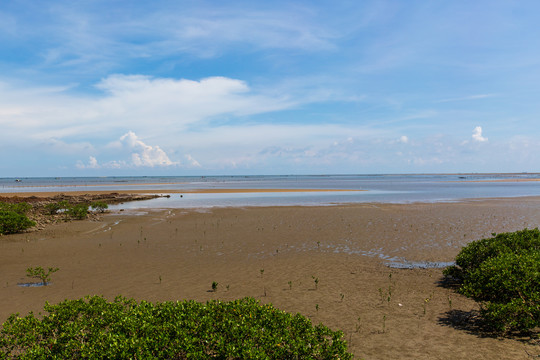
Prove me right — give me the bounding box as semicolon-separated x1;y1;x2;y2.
0;296;353;359
0;202;35;235
444;228;540;332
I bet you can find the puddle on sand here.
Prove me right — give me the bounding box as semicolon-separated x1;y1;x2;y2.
384;260;455;269
17;282;49;287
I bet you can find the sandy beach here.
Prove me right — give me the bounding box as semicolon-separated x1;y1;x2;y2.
1;194;540;359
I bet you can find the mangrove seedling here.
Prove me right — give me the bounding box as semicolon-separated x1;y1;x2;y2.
90;201;108;213
312;276;319;290
288;281;292;290
26;266;59;286
211;281;218;292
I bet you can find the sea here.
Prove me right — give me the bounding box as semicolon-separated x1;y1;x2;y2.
1;173;540;209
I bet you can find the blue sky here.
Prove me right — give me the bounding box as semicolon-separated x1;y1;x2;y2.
1;0;540;176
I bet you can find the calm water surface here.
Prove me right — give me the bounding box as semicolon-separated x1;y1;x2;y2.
2;174;540;208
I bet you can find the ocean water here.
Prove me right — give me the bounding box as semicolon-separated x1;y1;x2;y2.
2;174;540;208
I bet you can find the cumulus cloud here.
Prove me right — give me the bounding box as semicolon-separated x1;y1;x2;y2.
119;131;178;167
76;131;185;169
399;135;409;143
472;126;488;142
76;156;100;169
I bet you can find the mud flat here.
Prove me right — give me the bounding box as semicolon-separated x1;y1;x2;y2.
1;196;540;359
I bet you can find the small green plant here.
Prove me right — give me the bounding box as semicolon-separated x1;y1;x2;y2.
26;266;59;286
211;281;218;292
90;201;108;213
260;269;264;278
354;317;361;333
422;292;434;315
312;276;319;290
45;202;62;215
340;293;345;302
66;203;89;220
288;281;292;290
315;304;319;312
0;202;35;235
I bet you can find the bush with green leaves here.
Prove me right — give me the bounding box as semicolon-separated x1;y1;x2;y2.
0;202;35;235
65;203;89;220
90;201;108;213
25;267;59;286
0;296;352;359
444;228;540;332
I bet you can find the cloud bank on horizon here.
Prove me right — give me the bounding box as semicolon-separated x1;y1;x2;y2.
1;0;539;176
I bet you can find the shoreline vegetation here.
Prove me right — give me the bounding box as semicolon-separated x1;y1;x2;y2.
0;191;539;358
0;193;162;233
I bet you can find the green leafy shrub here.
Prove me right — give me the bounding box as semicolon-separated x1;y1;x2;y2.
90;201;108;213
44;202;62;215
26;267;59;286
0;202;31;215
0;296;352;359
444;228;540;282
0;202;35;235
444;228;540;332
66;203;89;220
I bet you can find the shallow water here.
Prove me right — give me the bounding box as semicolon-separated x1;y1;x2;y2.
2;174;540;208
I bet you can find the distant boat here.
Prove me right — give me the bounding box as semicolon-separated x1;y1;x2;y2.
15;179;21;182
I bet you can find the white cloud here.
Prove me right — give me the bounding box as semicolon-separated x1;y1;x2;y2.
76;156;100;169
399;135;409;143
76;131;179;169
472;126;488;142
436;94;496;103
119;131;178;167
0;75;298;143
184;154;201;168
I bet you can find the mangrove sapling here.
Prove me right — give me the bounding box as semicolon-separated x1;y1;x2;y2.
422;292;434;316
26;266;59;286
66;203;89;220
260;269;264;278
288;281;292;290
354;317;361;333
312;276;319;290
315;304;319;312
340;293;345;302
211;281;218;292
90;201;108;213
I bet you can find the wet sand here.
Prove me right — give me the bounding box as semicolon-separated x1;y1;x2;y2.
1;196;540;359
